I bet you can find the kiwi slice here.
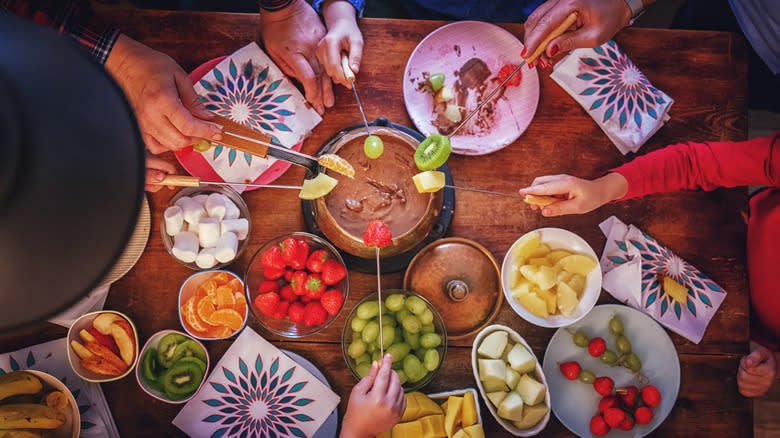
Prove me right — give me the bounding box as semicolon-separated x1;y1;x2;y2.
177;356;207;375
141;348;160;382
156;333;187;369
162;361;204;399
414;134;452;171
171;339;207;364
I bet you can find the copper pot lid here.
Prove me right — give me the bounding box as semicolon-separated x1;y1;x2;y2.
403;237;502;339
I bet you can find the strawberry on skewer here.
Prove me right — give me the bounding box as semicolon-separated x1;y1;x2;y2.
363;220;392;357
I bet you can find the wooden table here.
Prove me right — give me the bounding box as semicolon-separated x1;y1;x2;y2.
2;10;752;437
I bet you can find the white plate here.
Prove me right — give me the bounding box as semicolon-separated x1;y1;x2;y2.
542;304;680;437
281;350;338;438
403;21;540;155
502;228;602;328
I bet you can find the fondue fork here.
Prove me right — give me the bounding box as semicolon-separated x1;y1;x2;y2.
376;247;384;359
156;175;301;190
341;55;373;137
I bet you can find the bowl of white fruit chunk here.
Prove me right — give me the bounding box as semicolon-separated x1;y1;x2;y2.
501;228;602;328
472;325;551;436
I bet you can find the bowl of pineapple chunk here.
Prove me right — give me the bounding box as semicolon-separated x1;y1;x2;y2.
501;228;601;328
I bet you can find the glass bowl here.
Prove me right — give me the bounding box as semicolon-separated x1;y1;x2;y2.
244;232;349;338
341;289;447;392
161;185;251;270
178;269;248;341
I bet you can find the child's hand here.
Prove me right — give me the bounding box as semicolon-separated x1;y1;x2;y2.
317;0;363;88
145;155;176;192
340;354;405;438
519;173;627;217
738;343;778;398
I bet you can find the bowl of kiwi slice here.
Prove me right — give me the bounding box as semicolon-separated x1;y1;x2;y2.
135;330;209;403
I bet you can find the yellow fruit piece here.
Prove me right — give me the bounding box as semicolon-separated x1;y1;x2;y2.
299;173;339;200
557;281;579;317
463;424;485;438
523;194;558;206
209;309;244;332
555;254;597;276
535;287;557;315
377;431;392;438
546;250;572;264
520;265;557;291
412;171;446;193
452;429;468;438
401;393;421;422
391;420;424;438
0;372;42;403
512;403;548;430
0;403;66;429
318;153;355;178
419;414;447;437
515;290;549;318
417;394;444;418
444;396;463;438
461;391;478;427
567;273;586;296
440;400;449;413
214;285;236;308
528;244;551;259
509;232;540;263
663;276;689;304
528;257;552;267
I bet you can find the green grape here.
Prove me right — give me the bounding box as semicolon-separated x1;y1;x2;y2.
372;350;381;361
367;340;377;353
625;353;642;372
394;327;403;345
616;335;632;354
423;349;440;371
355;353;371;365
428;73;445;91
419;308;434;325
402;315;422;334
405;296;427;315
381;325;395;349
395;309;412;325
362;321;379;344
403;355;425;382
347;339;367;359
397;369;408;385
385;294;406;312
609;316;624;336
356;362;372;378
381;316;396;327
351;317;367;332
357;301;380;320
405;332;421;350
600;350;618;365
420;323;436;334
572;331;590;348
414;348;427;361
578;369;596;384
420;333;442;349
387;342;410;363
364;135;384;159
391;360;404;371
192;139;212;152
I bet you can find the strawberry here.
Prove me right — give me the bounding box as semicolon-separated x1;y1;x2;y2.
280;285;297;303
284;269;294;282
271;300;290;320
261;245;285;271
263;265;285;280
603;407;626;429
593;376;614;396
254;292;280;316
617;385;639;408
87;326;120;356
304;274;325;299
497;64;522;87
588;337;607;357
559;361;580;380
306;249;330;273
617;414;635;431
258;280;280;295
363;220;392;247
303;301;328;326
291;239;309;270
598;395;620;414
300;294;312;304
291;271;308;296
279;238;299;267
641;385;661;407
634;406;654;425
590;414;610;437
321;259;347;285
321;289;344;316
288;301;306;323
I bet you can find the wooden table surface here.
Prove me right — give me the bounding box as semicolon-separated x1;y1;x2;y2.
2;10;752;438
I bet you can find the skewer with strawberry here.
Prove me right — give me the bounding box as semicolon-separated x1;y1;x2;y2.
363;220;392;358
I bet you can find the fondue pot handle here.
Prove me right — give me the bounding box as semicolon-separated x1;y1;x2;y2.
341;54;356;82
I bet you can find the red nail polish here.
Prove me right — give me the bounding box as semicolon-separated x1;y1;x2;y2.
539;60;545;69
550;45;559;56
521;47;527;57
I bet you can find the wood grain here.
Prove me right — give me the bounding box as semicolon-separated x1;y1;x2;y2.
0;11;751;438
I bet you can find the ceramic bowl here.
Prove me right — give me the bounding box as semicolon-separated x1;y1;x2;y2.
66;310;139;383
12;370;81;438
135;329;210;404
472;324;551;436
501;227;602;328
427;387;484;425
178;269;248;340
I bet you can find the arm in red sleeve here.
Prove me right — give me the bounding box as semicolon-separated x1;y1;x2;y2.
611;132;780;200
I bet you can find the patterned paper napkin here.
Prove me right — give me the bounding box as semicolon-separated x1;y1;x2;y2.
193;42;322;189
0;338;120;438
173;328;340;438
551;40;674;155
599;216;727;343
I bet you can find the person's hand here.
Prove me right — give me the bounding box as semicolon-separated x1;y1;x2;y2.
260;0;333;114
738;343;778;398
145;154;176;192
316;0;363;89
340;354;405;438
523;0;635;68
518;173;628;217
105;34;223;154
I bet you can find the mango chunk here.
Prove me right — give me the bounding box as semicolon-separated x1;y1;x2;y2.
461;391;478;427
444;396;463;438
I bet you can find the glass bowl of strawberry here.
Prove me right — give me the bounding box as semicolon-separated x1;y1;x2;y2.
244;232;349;338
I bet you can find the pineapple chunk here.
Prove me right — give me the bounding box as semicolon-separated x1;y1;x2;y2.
555;254;597;276
515;374;546;406
412;171;446;193
512;404;549;430
535;287;557;315
510;277;533;297
546;249;572;264
528;243;551;259
556;281;579;317
477;331;508;359
515;290;548;318
507;262;523;289
509;232;540;262
497;392;524;421
567;274;586;296
486;391;508;406
528;257;552;267
461;391;478;427
556;270;572;284
507;343;536;374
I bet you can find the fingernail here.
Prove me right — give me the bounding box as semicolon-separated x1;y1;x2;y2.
385;353;392;360
550;45;559;56
211;132;223;141
521;47;527;57
372;360;378;369
352;63;359;72
539;60;545;69
542;208;550;216
154;171;165;182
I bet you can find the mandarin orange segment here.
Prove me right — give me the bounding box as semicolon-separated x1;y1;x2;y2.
215;286;236;308
209;309;243;331
205;326;233;339
185;307;216;333
233;293;247;319
213;272;231;284
226;278;243;292
197;296;217;323
199;279;218;296
318;153;355;178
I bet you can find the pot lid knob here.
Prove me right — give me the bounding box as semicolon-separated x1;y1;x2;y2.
446;279;469;301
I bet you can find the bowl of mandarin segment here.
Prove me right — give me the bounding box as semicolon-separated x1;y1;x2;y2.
245;232;348;338
178;270;248;340
379;389;485;438
501;228;602;328
472;324;551;436
67;310;139;383
135;330;210;404
342;290;447;392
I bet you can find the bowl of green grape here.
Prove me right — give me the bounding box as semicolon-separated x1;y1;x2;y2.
342;289;447;392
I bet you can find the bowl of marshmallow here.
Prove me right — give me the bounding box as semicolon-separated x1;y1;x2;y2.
162;185;250;270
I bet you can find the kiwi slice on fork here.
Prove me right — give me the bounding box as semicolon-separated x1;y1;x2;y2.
414;134;452;171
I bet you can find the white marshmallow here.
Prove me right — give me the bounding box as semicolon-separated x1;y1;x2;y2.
180;197;206;225
163;205;184;236
198;218;221;248
174;195;193;209
172;231;198;263
215;231;239;263
192;194;209;206
205;193;227;221
221;218;249;240
196;247;218;269
221;194;241;220
187;220;199;235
